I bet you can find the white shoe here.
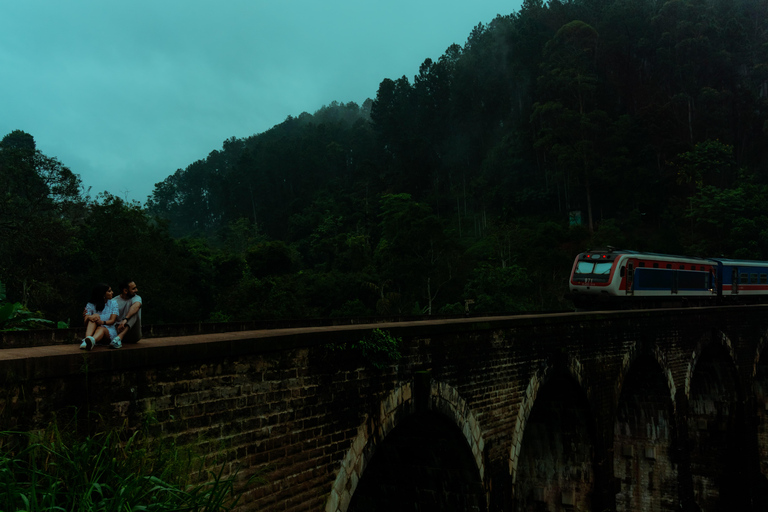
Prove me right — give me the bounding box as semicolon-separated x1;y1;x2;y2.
80;336;94;350
109;339;122;349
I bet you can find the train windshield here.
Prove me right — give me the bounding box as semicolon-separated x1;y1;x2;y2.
575;261;613;275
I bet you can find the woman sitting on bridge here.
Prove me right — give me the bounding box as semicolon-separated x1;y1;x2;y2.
79;283;120;350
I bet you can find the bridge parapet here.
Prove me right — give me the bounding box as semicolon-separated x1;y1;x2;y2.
0;307;766;511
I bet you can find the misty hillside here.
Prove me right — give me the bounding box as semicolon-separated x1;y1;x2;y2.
148;0;768;247
2;0;767;324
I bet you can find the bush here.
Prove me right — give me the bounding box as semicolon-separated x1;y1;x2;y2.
327;328;402;370
0;418;251;511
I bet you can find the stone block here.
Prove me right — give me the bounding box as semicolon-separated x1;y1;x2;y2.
333;465;347;495
353;430;366;457
325;489;339;512
339;490;351;511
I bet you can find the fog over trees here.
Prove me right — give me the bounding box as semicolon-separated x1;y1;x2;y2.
3;0;768;324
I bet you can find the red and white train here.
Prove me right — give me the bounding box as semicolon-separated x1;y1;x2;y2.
568;249;768;308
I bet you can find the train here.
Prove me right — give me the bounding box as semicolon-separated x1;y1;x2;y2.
568;249;768;309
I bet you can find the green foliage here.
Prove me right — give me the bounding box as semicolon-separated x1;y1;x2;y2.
355;329;402;369
208;310;233;323
329;299;373;318
591;219;627;249
684;181;768;258
0;301;55;331
0;419;249;512
0;131;83;310
675;140;737;190
245;241;296;279
376;193;463;314
329;329;402;370
0;281;55;331
464;264;534;313
438;302;465;315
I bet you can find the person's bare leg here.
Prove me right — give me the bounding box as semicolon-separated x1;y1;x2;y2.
85;320;97;337
92;326;108;344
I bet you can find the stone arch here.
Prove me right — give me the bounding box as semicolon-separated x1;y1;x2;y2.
686;330;747;509
509;364;551;486
614;341;677;414
613;341;638;407
509;357;591;485
685;329;737;400
430;380;487;483
569;355;585;387
752;327;768;378
752;328;768;478
613;352;678;511
325;382;415;512
326;379;486;512
509;357;595;510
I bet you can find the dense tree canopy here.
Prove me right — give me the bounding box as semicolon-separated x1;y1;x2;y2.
3;0;768;325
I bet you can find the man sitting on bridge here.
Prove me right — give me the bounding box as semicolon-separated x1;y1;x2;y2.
113;279;142;347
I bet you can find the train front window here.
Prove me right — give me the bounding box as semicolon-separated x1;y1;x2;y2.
594;262;613;274
576;262;613;275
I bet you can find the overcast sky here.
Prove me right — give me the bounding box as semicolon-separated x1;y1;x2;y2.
1;1;522;203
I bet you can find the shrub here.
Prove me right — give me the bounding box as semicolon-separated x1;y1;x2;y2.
0;418;250;511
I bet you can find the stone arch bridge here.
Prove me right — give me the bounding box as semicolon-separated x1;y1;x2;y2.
2;307;768;511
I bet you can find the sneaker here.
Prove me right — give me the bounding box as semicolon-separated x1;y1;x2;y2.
80;336;94;351
109;339;122;349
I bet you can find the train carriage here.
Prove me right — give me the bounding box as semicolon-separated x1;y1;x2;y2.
569;249;768;309
712;259;768;300
569;250;717;309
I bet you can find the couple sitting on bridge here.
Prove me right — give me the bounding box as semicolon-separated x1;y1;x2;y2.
80;279;142;350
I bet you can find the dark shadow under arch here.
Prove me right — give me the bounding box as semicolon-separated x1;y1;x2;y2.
751;344;768;508
347;411;486;512
514;372;595;511
614;354;677;511
757;348;768;478
688;342;748;510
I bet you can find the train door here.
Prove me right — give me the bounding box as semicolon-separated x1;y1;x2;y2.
626;260;636;295
732;267;739;295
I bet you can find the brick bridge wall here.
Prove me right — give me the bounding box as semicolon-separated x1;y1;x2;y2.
1;307;767;511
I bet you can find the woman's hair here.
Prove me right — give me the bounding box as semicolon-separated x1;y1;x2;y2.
89;283;110;312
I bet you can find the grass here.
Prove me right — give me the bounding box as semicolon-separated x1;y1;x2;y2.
0;417;250;512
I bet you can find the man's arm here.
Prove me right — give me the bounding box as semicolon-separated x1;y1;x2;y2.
118;301;142;331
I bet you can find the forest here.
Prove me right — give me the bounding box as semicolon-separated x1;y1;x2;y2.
2;0;767;327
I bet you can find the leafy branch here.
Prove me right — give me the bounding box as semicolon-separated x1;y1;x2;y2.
328;328;402;370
